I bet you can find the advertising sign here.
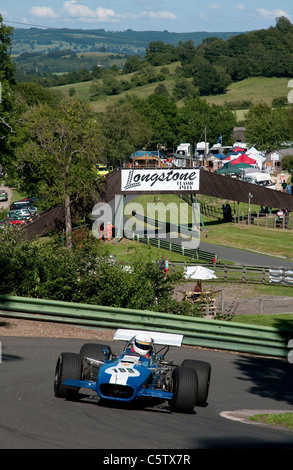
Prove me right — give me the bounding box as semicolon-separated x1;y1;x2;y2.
121;168;200;192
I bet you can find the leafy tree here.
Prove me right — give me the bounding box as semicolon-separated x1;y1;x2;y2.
14;82;60;106
177;97;236;145
122;54;142;73
172;78;198;100
244;103;292;151
13;99;104;248
100;101;152;165
0;234;200;316
176;40;196;65
0;15;16;165
281;154;293;174
102;76;122;95
132;94;179;149
193;63;229;95
145;41;177;66
0;15;15;84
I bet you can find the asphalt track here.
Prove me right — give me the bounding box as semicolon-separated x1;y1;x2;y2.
199;241;293;268
1;336;293;451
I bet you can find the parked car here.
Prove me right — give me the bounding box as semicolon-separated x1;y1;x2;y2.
7;209;33;221
9;219;26;226
0;190;8;201
10;201;38;215
54;329;211;413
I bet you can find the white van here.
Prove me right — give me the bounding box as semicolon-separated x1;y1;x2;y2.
244;171;276;189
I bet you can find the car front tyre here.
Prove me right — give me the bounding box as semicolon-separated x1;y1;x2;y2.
181;359;211;406
54;352;82;399
169;366;198;413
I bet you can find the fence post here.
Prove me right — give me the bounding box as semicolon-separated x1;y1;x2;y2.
221;290;224;313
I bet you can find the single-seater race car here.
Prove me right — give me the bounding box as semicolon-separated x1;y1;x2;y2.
54;329;211;413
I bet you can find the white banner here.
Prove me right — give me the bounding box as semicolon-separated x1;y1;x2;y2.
121;169;200;192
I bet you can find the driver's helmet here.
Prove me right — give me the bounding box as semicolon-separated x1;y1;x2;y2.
133;333;152;356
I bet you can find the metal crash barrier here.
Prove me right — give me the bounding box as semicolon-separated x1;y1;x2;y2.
0;295;292;358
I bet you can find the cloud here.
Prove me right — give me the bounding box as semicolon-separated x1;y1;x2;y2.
138;11;177;20
31;6;59;19
63;1;115;20
235;4;246;11
256;8;291;21
61;1;176;24
207;4;221;9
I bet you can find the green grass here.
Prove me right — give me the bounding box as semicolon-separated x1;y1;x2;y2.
124;194;293;259
102;237;188;264
249;412;293;430
201;223;293;259
203;76;290;107
232;313;293;327
51;73;289;117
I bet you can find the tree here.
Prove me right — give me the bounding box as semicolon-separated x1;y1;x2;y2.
14;99;104;248
281;154;293;174
132;94;179;149
122;55;141;74
100;101;152;165
193;63;229;95
0;15;16;164
177;97;236;145
244;103;292;151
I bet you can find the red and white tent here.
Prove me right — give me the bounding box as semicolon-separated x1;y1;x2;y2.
230;154;256;165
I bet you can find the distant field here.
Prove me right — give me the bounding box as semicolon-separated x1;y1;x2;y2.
203;76;290;106
51;74;290;116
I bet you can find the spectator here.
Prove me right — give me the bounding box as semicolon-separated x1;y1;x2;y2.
286;183;291;194
164;257;169;275
282;180;287;192
158;255;165;272
194;281;202;293
277;209;284;227
106;221;113;240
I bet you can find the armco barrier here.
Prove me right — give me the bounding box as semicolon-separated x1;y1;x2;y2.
0;294;291;358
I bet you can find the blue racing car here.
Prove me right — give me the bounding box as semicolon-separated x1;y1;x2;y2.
54;329;211;413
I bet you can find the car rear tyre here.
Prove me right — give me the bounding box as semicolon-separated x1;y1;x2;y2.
169;366;198;413
54;352;82;399
79;343;112;361
181;359;211;406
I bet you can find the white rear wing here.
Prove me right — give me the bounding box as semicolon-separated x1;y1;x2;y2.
113;329;183;347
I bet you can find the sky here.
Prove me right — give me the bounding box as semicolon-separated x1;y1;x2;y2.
1;0;292;33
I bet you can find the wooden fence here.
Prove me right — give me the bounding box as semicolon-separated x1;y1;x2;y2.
200;202;293;229
176;262;293;286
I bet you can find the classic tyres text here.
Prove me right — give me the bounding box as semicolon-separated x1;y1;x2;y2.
54;352;82;399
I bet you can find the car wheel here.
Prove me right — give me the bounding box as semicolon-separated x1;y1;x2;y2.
54;352;82;399
169;366;198;413
181;359;211;406
80;343;112;381
79;343;112;361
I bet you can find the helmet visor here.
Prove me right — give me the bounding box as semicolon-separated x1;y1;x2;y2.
135;339;150;351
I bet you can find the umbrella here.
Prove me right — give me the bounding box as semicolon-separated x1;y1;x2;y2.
184;266;217;280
